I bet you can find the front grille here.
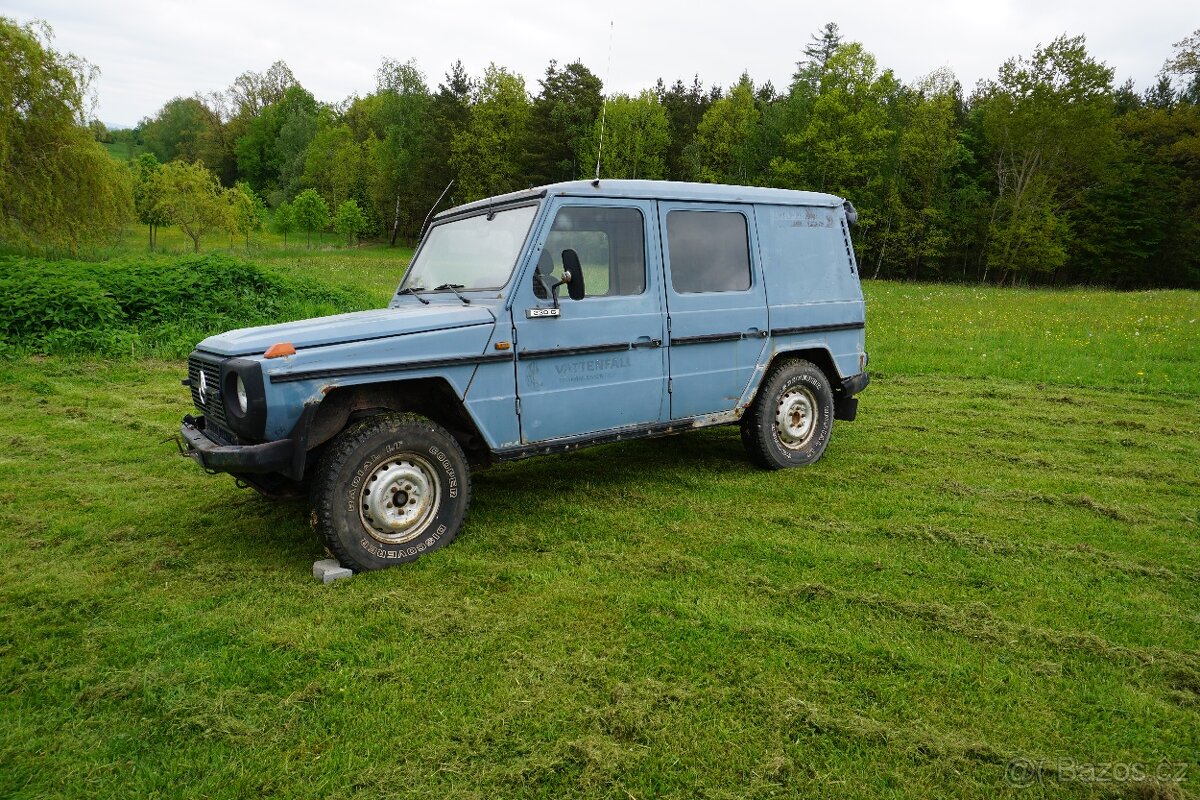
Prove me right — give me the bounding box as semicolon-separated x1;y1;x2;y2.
205;420;238;445
188;354;229;429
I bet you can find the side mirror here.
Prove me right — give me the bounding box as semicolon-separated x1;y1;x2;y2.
843;200;859;226
561;249;586;301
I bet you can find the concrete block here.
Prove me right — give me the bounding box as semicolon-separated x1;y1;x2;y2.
313;558;353;584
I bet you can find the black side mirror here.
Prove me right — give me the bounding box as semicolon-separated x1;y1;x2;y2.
561;249;586;301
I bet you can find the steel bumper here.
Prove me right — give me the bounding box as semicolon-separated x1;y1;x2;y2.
180;414;294;475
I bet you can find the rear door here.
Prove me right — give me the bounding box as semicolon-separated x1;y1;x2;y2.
511;199;666;443
658;203;768;419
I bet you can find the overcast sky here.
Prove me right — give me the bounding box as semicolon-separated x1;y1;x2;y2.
8;0;1195;127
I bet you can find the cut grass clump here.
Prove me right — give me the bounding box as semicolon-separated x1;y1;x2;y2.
0;254;372;359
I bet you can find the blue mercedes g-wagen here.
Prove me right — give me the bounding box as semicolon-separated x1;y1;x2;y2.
181;180;869;571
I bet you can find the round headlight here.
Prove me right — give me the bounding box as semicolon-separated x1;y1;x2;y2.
236;374;249;414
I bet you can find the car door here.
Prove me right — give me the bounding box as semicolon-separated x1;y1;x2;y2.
511;199;667;443
658;203;768;419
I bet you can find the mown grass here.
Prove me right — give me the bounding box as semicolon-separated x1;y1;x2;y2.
0;263;1197;798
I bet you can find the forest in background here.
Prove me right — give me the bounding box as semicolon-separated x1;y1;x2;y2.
4;18;1200;288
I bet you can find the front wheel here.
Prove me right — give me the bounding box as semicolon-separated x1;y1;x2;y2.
312;413;471;571
740;359;835;470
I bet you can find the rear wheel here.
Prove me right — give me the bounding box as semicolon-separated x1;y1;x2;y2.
741;359;835;470
312;413;471;571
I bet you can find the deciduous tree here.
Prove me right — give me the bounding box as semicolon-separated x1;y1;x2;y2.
688;73;762;183
976;35;1116;283
272;200;297;248
334;199;367;246
140;97;209;163
292;188;329;248
451;65;531;201
772;41;899;269
875;69;966;279
155;160;230;253
130;152;169;251
369;58;434;245
0;18;133;252
228;181;266;250
579;91;670;180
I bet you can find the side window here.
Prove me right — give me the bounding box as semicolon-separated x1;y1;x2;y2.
666;210;751;293
533;206;646;299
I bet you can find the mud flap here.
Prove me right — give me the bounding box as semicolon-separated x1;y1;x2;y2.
834;396;858;421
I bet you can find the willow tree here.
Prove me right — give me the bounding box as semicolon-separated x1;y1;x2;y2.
0;18;132;252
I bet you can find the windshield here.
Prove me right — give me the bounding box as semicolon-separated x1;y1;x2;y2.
400;204;538;292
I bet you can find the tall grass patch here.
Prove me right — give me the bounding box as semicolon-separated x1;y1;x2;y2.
0;254;372;358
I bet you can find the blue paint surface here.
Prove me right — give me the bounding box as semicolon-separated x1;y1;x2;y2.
188;180;868;456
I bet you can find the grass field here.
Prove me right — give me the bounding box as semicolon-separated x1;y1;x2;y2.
101;139;145;163
0;250;1197;798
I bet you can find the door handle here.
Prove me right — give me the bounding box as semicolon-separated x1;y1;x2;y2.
631;336;662;349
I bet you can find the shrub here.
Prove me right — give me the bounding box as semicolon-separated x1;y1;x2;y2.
0;253;369;358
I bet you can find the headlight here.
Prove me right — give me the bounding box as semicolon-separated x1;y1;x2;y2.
220;358;266;438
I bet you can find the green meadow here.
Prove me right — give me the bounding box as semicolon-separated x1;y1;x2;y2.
0;245;1196;798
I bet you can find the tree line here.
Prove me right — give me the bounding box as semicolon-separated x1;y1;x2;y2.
4;18;1199;287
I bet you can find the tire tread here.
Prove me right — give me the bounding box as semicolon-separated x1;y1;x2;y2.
311;412;472;571
740;358;834;470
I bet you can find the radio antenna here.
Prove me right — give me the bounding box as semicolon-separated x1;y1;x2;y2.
593;21;613;187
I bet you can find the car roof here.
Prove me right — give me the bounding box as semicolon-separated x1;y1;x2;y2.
434;180;846;220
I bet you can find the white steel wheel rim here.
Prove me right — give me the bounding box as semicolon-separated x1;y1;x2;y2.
360;454;440;544
775;386;817;449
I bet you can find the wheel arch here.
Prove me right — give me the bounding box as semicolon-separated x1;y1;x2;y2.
303;378;490;468
761;346;842;392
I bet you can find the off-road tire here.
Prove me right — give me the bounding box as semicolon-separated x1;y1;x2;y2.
312;412;471;571
740;359;835;470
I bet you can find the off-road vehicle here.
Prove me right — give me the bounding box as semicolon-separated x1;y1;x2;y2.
180;180;869;570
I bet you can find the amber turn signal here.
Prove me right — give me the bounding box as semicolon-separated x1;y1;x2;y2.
494;341;511;351
264;342;297;359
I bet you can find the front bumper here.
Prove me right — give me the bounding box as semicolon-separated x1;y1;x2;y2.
180;414;294;475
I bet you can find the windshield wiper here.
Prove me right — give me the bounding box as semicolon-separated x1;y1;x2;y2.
435;283;471;304
397;286;430;304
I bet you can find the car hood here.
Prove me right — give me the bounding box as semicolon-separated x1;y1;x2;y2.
195;304;496;357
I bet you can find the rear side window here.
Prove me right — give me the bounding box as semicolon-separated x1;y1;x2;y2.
666;210;752;293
